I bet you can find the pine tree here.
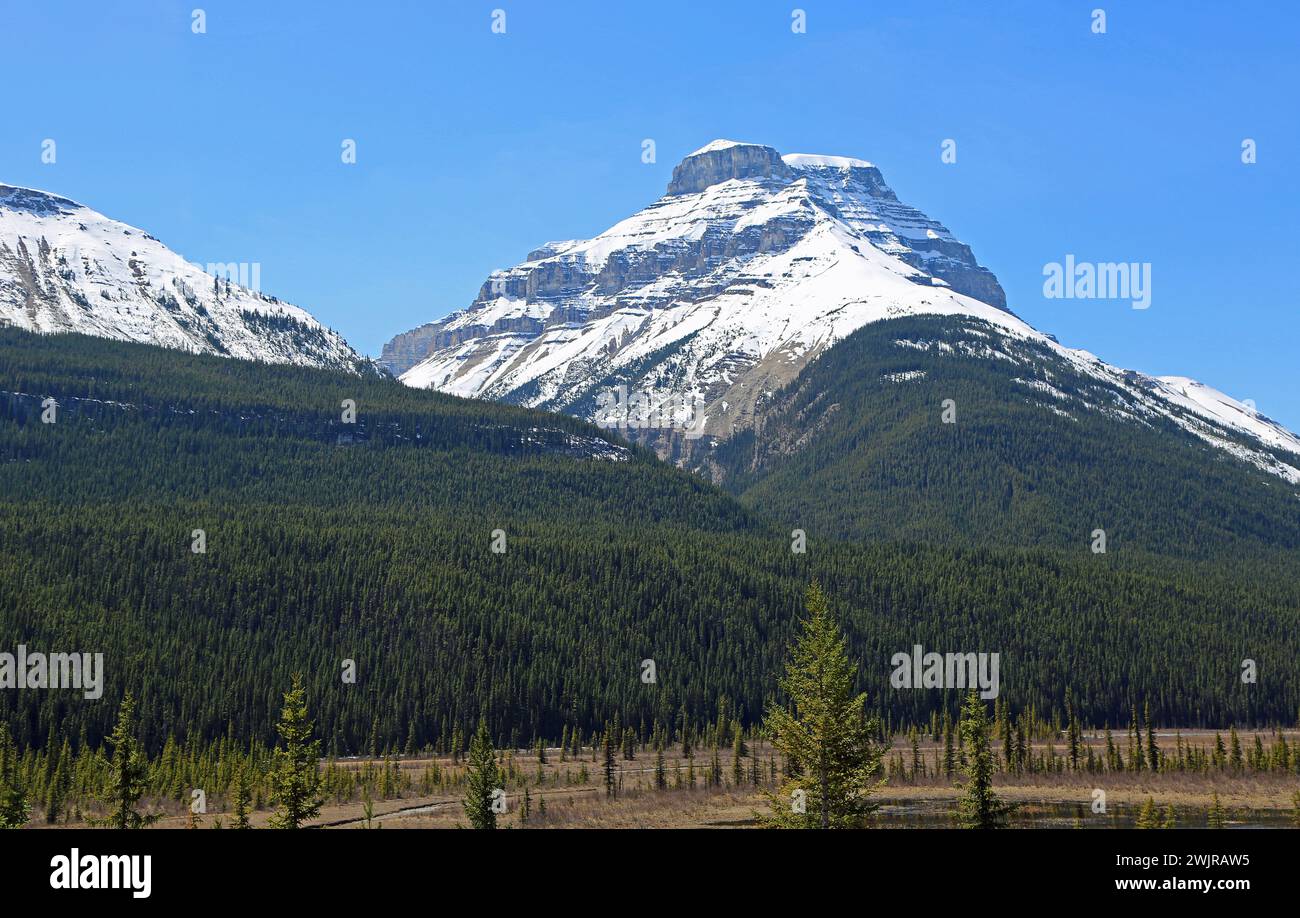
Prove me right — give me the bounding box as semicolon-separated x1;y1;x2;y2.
1143;702;1159;773
602;727;617;799
463;719;501;829
1129;706;1145;773
1207;791;1228;828
450;724;464;765
731;730;745;787
361;787;376;829
956;691;1012;829
942;712;956;779
45;738;71;824
267;674;323;829
0;725;30;829
1228;727;1243;772
94;694;158;829
762;583;884;829
231;759;253;829
1065;689;1081;771
1134;796;1159;829
654;742;667;791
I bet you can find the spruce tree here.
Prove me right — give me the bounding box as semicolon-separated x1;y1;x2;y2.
942;713;956;778
762;583;883;828
1065;690;1082;771
1129;706;1146;772
451;724;464;765
0;725;30;829
267;674;323;829
463;719;501;829
1143;702;1160;773
45;738;71;824
1134;796;1159;829
956;691;1012;828
1207;791;1228;828
94;693;158;829
602;727;617;798
231;759;253;829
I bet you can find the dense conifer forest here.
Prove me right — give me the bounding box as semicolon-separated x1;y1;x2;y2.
3;327;1299;762
713;316;1300;562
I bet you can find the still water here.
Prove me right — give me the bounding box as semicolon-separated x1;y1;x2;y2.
867;797;1294;829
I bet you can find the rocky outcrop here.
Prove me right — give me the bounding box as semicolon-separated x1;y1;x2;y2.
666;141;794;196
379;322;441;375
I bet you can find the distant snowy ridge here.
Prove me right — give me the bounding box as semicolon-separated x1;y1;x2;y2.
0;183;369;372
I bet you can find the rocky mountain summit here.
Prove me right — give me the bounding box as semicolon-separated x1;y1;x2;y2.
388;140;1008;430
388;140;1299;485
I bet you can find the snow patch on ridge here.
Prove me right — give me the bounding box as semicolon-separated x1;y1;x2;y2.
782;153;875;169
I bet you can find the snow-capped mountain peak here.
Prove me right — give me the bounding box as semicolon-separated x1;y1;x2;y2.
0;183;368;372
389;140;1009;421
386;140;1015;424
383;140;1299;483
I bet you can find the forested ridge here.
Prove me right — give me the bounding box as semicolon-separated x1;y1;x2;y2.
3;327;1299;757
712;315;1300;563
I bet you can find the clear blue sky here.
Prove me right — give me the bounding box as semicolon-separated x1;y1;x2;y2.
3;1;1297;427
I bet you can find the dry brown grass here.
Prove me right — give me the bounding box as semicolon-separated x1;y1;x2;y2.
46;730;1300;828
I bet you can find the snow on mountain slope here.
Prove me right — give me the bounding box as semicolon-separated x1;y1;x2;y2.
389;140;1299;482
0;183;369;372
1151;377;1297;454
394;140;1010;432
